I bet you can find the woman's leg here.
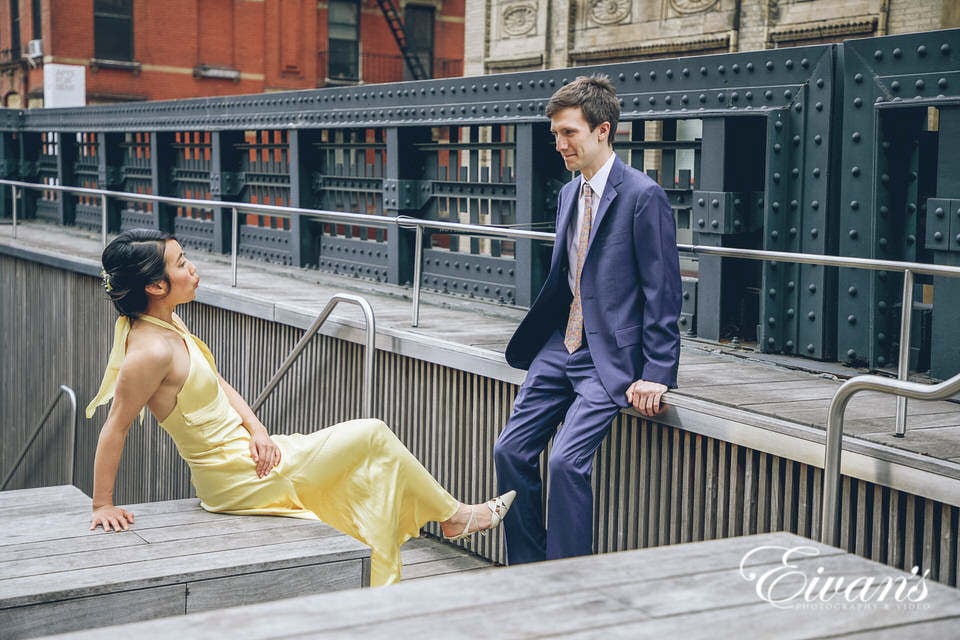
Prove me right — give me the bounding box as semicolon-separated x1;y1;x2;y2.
276;419;459;586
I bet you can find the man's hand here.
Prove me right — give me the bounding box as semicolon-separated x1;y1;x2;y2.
249;430;281;478
91;506;135;532
626;380;668;417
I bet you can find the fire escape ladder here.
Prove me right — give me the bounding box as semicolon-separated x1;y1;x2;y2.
374;0;430;80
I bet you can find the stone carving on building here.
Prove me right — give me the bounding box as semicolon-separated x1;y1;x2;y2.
588;0;631;26
668;0;720;15
501;1;539;37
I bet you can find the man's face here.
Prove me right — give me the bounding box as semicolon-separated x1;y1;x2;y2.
549;106;611;178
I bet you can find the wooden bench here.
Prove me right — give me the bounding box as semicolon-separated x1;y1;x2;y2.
0;485;370;639
37;530;960;638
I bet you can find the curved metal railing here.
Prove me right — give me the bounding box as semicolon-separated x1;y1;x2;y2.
820;371;960;546
250;293;376;418
2;385;77;490
6;179;960;437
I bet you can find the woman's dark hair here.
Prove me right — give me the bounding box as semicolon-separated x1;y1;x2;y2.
100;228;174;319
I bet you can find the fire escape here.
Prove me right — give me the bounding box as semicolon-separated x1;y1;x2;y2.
374;0;430;80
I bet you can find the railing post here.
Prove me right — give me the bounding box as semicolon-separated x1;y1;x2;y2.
101;193;109;248
11;185;17;238
895;268;914;436
231;206;239;287
412;223;423;327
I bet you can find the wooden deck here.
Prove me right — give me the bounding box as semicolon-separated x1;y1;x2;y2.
0;486;490;639
35;530;960;639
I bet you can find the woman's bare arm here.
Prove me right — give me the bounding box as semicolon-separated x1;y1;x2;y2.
217;374;281;478
90;342;170;531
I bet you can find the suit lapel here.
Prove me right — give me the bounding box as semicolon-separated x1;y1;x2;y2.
585;156;622;257
551;180;579;270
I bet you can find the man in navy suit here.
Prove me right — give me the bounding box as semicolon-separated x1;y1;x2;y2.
494;75;681;564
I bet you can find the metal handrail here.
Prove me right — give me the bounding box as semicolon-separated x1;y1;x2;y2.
2;385;77;490
250;293;376;418
7;179;960;434
0;178;394;287
820;371;960;547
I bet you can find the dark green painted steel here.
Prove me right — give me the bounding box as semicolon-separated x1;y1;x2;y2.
3;29;960;374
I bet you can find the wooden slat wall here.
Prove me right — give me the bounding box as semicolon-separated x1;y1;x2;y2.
2;253;958;584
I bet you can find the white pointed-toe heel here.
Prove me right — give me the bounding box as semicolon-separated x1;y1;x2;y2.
444;490;516;541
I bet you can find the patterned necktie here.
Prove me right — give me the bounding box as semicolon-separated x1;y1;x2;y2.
564;183;593;353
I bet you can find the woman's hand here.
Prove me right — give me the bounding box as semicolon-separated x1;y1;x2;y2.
249;430;281;478
91;505;135;532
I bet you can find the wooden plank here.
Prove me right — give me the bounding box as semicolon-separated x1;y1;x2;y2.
0;531;147;563
185;559;365;613
0;485;89;517
0;522;342;580
38;533;956;640
0;584;185;640
0;536;369;608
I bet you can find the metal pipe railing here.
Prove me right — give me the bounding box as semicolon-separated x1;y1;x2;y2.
250;293;376;418
7;179;960;435
820;371;960;547
2;385;77;490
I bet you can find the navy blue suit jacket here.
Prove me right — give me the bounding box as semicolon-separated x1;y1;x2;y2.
505;155;682;406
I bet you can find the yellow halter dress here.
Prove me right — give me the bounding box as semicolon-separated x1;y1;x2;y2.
86;313;459;586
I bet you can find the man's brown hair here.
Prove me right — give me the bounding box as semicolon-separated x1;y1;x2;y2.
545;75;620;147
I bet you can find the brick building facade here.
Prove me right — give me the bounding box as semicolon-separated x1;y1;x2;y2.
0;0;464;107
467;0;960;75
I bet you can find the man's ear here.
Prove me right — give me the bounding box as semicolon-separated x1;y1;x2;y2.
597;121;611;142
145;280;168;298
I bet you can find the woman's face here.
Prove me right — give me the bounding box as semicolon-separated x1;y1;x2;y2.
161;239;199;304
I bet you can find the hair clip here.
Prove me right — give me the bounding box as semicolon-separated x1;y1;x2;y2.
100;269;114;293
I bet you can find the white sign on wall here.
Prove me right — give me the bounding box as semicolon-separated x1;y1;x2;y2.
43;64;87;108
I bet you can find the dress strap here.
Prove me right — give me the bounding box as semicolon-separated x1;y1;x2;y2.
138;313;188;336
85;315;147;423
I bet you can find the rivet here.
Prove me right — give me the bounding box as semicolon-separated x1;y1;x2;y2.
851;131;861;142
848;286;858;296
700;66;708;75
939;78;949;89
792;168;800;178
764;90;773;100
851;166;861;177
745;91;753;100
878;300;888;311
768;317;776;326
768;288;777;297
849;229;858;239
893;47;903;58
768;337;776;346
942;43;952;55
786;309;795;319
808;311;816;320
766;60;774;70
790;199;799;210
681;94;689;104
891;80;901;91
633;97;640;106
814;134;822;144
879;205;889;216
787;281;796;290
935;206;945;217
809;284;817;293
770;230;779;240
918;44;928;57
816;101;823;111
881;173;890;183
879;237;888;248
810;228;819;238
773;142;782;152
807;344;815;353
850;200;860;210
816;78;824;89
916;79;925;91
666;69;674;78
785;59;793;70
847;348;857;358
874;50;883;61
771;201;780;211
784;89;793;100
793;134;801;145
773;172;781;182
717;92;725;102
649;96;656;105
697;218;705;227
711;198;720;208
682;68;690;77
699;94;707;103
650;71;657;80
811;200;819;210
789;227;797;237
634;72;641;80
665;95;673;105
854;73;864;83
698;197;706;207
812;167;821;178
618;73;626;81
746;62;754;72
853;97;863;108
878;332;887;343
711;220;719;228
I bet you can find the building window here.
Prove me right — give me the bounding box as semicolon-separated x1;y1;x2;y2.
328;0;359;81
94;0;133;61
404;4;434;79
9;0;21;55
32;0;41;39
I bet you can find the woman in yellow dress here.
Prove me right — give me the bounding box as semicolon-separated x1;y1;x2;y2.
87;229;514;587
